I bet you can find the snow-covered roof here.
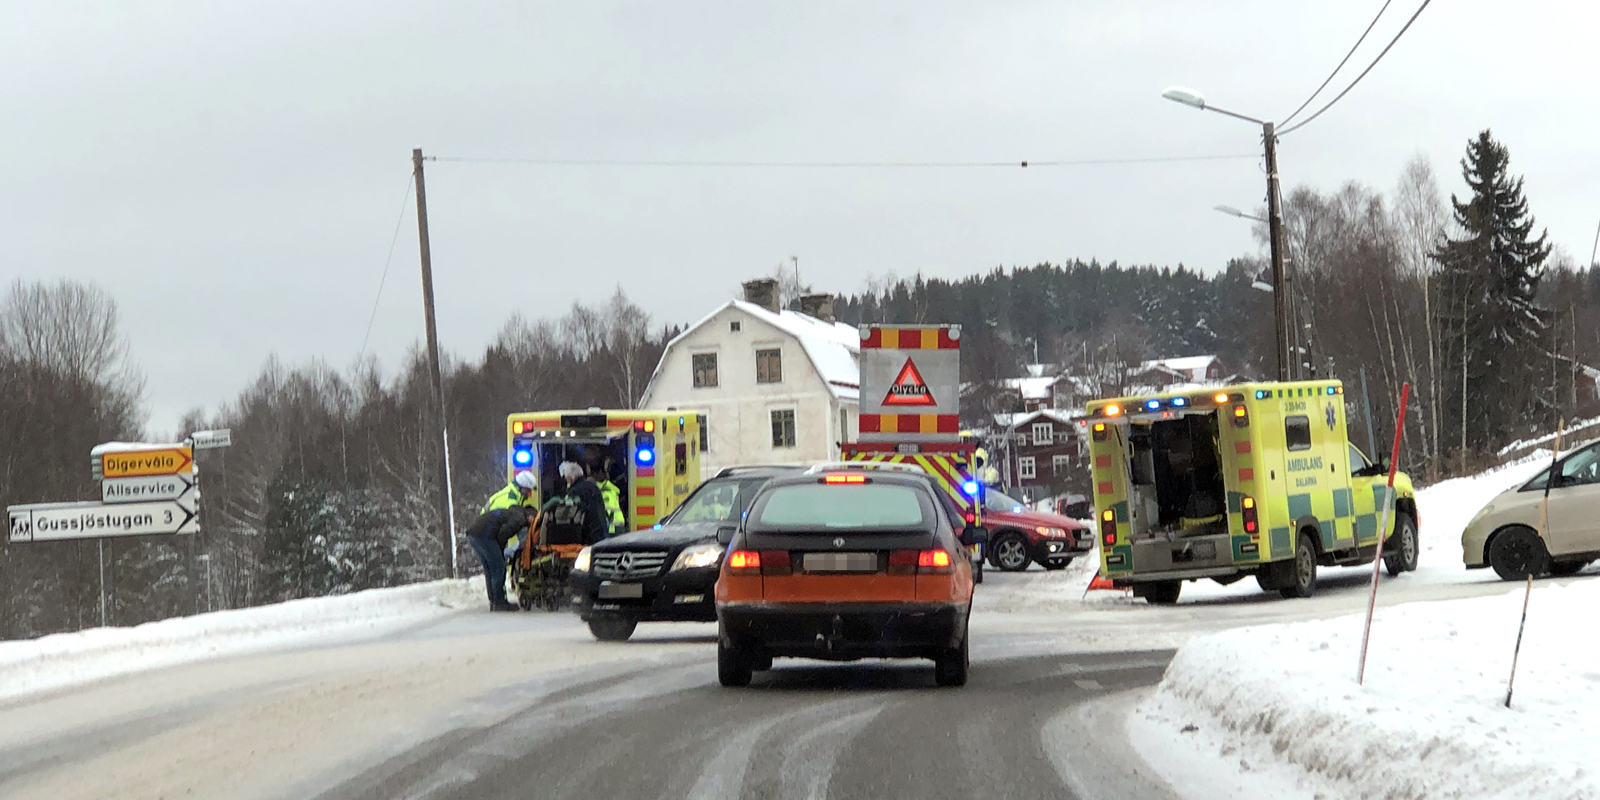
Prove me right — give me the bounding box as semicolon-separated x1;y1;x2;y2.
647;300;861;402
731;300;861;400
1139;355;1220;382
997;408;1082;430
1004;375;1057;401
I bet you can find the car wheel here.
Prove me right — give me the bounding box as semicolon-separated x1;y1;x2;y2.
1134;580;1181;605
992;531;1031;572
588;616;637;642
1489;526;1550;581
718;637;754;687
1383;515;1419;577
1041;556;1073;571
1279;531;1319;599
1550;560;1591;577
933;626;969;687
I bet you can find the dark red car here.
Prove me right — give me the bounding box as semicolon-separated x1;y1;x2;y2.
982;489;1094;572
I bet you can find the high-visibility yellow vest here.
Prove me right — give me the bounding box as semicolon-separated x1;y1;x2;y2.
598;480;625;532
482;483;535;514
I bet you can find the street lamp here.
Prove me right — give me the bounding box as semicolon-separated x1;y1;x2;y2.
1214;204;1267;223
1164;86;1293;381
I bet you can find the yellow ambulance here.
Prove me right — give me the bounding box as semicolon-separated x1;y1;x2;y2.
1084;380;1419;603
504;409;705;532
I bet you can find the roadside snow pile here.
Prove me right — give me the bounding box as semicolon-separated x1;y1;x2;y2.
1135;577;1600;799
0;578;481;702
1413;455;1549;567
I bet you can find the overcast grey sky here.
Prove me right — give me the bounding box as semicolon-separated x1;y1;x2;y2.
5;0;1597;435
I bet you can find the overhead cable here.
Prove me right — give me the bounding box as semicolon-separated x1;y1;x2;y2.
427;154;1258;168
359;173;416;358
1279;0;1394;127
1279;0;1432;137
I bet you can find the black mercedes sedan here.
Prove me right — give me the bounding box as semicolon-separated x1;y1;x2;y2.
569;465;803;641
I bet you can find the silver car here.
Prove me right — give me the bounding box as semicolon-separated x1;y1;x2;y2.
1463;443;1600;580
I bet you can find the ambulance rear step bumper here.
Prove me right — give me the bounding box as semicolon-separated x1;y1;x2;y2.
1112;566;1242;584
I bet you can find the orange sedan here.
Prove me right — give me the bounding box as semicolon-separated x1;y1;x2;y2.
713;470;984;687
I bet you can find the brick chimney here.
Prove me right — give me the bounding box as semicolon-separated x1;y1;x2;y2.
741;278;781;314
799;293;835;322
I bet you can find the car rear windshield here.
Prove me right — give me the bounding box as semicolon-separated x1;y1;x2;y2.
751;483;931;530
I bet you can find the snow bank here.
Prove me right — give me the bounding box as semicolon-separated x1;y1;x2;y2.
1138;578;1600;799
0;578;482;702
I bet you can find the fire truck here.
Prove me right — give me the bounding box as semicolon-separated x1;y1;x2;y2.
840;324;987;578
504;409;705;532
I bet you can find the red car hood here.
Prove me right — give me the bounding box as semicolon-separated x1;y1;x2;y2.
983;507;1088;531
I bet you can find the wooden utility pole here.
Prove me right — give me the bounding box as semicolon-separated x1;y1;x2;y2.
412;148;458;578
1263;122;1291;381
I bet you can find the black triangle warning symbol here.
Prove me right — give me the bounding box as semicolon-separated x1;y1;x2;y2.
883;358;937;407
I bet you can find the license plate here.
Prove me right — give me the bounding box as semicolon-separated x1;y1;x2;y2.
598;582;644;599
802;552;878;572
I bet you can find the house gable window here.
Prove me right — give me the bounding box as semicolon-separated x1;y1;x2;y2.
1052;454;1071;473
1031;422;1053;446
756;347;783;384
692;353;718;388
1018;456;1036;479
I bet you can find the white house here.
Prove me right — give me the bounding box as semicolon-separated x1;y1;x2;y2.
639;280;860;476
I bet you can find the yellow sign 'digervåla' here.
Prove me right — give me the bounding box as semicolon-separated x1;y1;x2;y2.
101;447;194;478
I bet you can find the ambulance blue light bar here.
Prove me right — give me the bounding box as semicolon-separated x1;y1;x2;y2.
1170;397;1187;407
1144;399;1161;411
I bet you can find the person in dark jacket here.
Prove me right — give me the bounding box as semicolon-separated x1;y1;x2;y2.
557;460;609;545
464;506;532;611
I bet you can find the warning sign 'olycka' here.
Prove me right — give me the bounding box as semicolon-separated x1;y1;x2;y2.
858;324;960;441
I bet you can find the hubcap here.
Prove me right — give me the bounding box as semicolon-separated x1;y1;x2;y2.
1403;526;1416;564
1297;546;1313;585
997;538;1027;568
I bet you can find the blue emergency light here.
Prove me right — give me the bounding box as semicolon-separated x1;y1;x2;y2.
1171;397;1187;407
637;448;655;465
1144;399;1161;411
513;448;532;466
962;480;980;496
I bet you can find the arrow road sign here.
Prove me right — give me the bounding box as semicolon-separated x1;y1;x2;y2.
7;498;198;543
100;446;194;478
102;473;195;504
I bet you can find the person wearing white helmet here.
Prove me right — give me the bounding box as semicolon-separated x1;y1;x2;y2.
482;470;539;514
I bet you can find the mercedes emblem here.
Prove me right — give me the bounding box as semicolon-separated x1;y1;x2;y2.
833;537;846;549
617;552;634;574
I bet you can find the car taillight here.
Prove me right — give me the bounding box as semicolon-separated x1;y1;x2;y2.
727;550;761;571
1241;495;1258;534
890;549;953;574
1232;404;1249;428
1100;509;1117;547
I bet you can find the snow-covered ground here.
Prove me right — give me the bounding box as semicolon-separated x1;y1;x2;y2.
1131;452;1600;799
0;578;482;702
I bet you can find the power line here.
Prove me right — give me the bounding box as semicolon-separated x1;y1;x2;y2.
1279;0;1394;127
359;173;416;357
427;153;1258;168
1279;0;1432;137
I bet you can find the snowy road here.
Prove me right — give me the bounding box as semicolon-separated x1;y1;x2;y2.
0;558;1559;800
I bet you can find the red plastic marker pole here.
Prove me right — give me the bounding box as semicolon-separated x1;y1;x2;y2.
1358;381;1410;686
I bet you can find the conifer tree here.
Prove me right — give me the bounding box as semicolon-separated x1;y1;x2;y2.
1433;130;1552;452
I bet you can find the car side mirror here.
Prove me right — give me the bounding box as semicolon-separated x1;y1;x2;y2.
960;524;989;547
716;525;737;545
